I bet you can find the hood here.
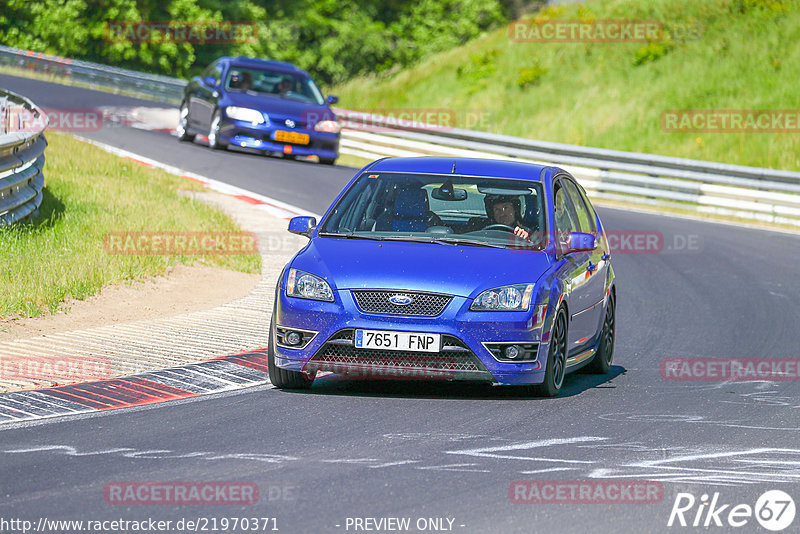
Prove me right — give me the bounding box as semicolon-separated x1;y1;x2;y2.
289;237;554;298
222;92;331;123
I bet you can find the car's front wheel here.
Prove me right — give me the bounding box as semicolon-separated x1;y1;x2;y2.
176;102;195;142
267;318;315;389
586;291;615;374
535;306;568;397
208;111;226;150
319;157;336;165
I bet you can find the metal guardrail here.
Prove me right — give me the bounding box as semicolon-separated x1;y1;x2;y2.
1;44;798;226
335;110;800;227
0;45;185;105
0;88;47;224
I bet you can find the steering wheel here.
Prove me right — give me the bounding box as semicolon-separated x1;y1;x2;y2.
484;224;516;233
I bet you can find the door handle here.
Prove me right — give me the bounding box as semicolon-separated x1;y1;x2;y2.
601;253;610;261
587;262;598;273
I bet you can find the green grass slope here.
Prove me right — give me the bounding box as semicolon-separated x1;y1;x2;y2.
332;0;800;170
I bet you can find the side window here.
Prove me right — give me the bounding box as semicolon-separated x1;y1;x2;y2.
554;182;579;238
576;184;598;233
562;179;595;233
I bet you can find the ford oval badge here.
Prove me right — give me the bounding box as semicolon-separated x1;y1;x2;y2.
389;294;413;306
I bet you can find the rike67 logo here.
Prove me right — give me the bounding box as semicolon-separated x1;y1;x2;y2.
668;490;796;531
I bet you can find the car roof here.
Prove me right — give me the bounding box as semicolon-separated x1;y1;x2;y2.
220;56;309;77
366;157;555;182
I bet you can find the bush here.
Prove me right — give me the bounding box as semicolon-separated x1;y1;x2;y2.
517;62;548;89
0;0;510;86
633;41;674;66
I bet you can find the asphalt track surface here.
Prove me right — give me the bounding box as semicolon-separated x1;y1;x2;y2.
2;73;800;533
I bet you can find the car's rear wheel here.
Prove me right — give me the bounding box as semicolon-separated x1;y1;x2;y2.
208;111;226;150
586;291;615;374
535;306;568;397
319;157;336;165
176;102;195;142
267;318;315;389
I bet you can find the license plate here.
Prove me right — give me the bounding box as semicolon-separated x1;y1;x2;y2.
354;330;441;353
274;130;310;145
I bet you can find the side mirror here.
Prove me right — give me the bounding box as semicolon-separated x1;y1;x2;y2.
203;76;217;87
564;232;596;254
326;95;339;105
288;216;316;237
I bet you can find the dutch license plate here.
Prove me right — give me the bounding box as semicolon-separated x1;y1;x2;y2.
354;330;441;353
274;130;310;145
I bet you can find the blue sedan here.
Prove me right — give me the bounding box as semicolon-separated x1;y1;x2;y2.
269;157;616;396
177;56;340;164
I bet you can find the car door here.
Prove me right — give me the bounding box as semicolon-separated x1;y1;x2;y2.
189;63;223;130
553;177;597;353
562;178;607;346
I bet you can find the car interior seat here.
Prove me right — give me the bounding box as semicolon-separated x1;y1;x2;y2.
374;188;433;232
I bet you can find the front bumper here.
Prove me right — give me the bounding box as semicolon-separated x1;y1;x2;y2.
219;119;339;159
273;288;549;386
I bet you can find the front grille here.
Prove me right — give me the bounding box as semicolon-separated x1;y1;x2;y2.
351;290;452;316
305;329;492;381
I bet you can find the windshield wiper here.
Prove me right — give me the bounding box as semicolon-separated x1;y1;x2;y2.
317;232;374;239
433;238;506;248
372;236;450;245
317;232;449;244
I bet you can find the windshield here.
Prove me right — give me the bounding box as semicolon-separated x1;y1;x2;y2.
225;66;325;105
320;172;547;250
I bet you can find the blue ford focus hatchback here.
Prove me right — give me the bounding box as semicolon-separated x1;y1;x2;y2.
269;157;616;396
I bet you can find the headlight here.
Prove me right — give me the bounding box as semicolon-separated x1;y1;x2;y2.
470;284;534;312
314;120;340;133
286;269;334;302
225;106;267;124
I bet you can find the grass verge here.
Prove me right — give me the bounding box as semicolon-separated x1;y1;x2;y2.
332;0;800;171
0;133;260;319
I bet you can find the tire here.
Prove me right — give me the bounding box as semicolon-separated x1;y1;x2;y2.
284;154;298;161
586;292;615;374
267;317;315;389
319;157;336;165
535;306;568;397
176;102;195;142
207;111;226;150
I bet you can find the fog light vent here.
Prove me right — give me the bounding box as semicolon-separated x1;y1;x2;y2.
483;342;539;362
276;326;317;349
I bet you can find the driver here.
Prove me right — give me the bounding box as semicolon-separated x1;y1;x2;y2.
276;76;292;95
484;194;532;240
230;71;252;91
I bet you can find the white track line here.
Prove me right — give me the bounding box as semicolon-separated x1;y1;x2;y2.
73;135;322;220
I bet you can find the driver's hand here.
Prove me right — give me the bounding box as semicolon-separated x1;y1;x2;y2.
514;226;530;240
